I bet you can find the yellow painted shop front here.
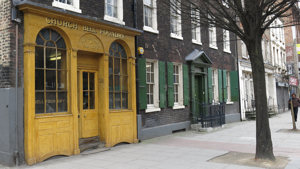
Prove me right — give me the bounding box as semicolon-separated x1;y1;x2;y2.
19;4;140;165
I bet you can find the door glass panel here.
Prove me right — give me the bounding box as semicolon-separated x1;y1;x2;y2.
83;72;88;90
122;93;128;109
109;93;114;109
83;91;89;109
90;73;95;90
90;91;95;109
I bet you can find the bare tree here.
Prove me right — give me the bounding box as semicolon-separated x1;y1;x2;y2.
167;0;298;160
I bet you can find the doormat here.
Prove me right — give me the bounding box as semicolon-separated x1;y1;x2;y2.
208;151;289;169
276;129;300;134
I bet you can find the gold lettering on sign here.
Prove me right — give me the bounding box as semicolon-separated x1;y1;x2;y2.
99;29;125;38
46;17;78;30
83;26;97;34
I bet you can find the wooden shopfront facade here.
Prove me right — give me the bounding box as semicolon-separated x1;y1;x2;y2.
19;4;140;165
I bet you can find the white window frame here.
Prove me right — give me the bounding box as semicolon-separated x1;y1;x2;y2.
170;0;183;40
223;30;231;53
209;15;217;49
173;63;185;109
222;0;229;8
52;0;82;13
143;0;159;34
145;60;161;113
212;69;219;103
104;0;125;25
191;7;201;45
226;71;233;104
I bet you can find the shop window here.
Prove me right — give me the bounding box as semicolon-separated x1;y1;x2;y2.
35;28;68;114
104;0;125;25
52;0;82;13
109;42;128;109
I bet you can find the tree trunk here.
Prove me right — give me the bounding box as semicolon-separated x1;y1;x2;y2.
247;36;275;160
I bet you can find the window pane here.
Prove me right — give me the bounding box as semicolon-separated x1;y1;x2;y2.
51;30;60;42
109;92;114;109
120;48;127;59
147;73;150;82
35;92;44;114
58;92;67;112
56;38;66;49
83;72;88;90
114;75;120;91
122;59;127;75
41;29;50;41
83;91;89;109
57;49;66;70
58;70;67;90
46;41;55;47
35;69;44;90
90;73;95;90
36;35;44;46
46;70;56;90
115;93;121;109
109;75;113;91
114;58;120;74
122;93;128;109
109;57;113;74
35;47;44;68
46;48;56;68
121;76;128;92
90;91;95;109
46;92;56;113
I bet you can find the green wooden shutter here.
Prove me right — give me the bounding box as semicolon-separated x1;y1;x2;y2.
223;70;227;102
159;61;166;108
183;64;189;106
138;58;147;109
230;71;239;101
167;62;174;107
207;68;213;103
218;69;223;103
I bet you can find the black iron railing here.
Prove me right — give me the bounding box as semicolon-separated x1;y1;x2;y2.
197;103;225;128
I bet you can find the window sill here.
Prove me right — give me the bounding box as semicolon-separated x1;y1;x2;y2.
145;107;161;113
173;105;185;110
104;15;125;25
224;49;231;54
52;1;82;13
209;45;218;50
143;26;159;34
192;39;202;46
226;101;234;105
170;33;183;40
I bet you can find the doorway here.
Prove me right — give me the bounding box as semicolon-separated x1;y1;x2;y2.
195;75;205;119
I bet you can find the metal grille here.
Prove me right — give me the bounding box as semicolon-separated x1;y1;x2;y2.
198;103;225;128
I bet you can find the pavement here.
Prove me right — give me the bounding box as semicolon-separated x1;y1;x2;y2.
2;111;300;169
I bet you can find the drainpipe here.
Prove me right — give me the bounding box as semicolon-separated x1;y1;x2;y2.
12;0;21;165
133;0;139;113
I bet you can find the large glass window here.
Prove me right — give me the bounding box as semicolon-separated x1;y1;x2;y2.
109;42;128;109
146;62;154;105
35;28;68;114
144;0;153;28
173;64;179;103
170;0;182;38
52;0;81;13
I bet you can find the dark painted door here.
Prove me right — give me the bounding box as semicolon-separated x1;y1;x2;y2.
195;75;205;119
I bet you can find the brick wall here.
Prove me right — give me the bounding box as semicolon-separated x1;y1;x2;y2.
136;0;237;128
27;0;135;28
0;0;12;88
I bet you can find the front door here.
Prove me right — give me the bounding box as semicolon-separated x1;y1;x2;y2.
195;75;205;118
78;70;98;138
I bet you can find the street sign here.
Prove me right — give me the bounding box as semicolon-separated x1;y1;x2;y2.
289;76;298;86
